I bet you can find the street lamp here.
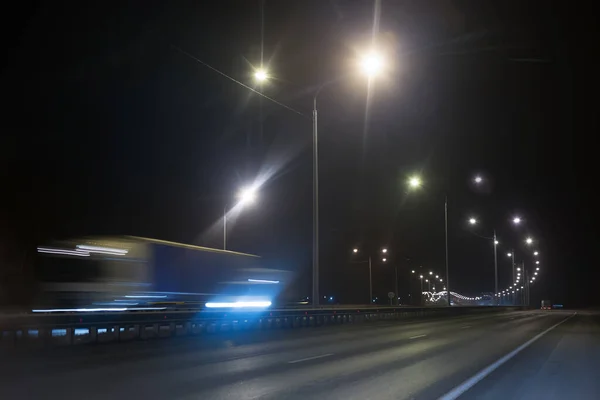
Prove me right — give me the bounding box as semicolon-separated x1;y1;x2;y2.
469;218;477;225
382;258;387;262
254;69;268;82
382;248;388;253
408;176;422;189
525;237;533;245
360;52;384;78
512;217;521;224
535;261;540;265
534;251;539;256
474;176;483;184
238;186;257;205
507;253;512;257
353;248;358;253
311;52;385;307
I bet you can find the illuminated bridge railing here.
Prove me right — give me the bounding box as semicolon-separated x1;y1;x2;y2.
423;291;494;306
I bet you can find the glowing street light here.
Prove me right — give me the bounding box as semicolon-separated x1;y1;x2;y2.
516;267;521;271
525;237;533;245
254;69;268;81
411;270;415;273
382;258;387;262
512;217;521;224
535;261;540;265
419;275;423;279
494;240;499;245
382;248;388;253
429;271;433;275
469;218;477;225
534;251;539;256
474;176;483;184
353;248;358;253
536;267;540;271
507;253;512;257
360;52;384;77
408;176;422;189
238;186;257;205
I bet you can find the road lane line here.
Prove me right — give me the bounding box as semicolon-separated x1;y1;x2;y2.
461;325;471;329
438;312;577;400
409;334;427;339
288;353;334;364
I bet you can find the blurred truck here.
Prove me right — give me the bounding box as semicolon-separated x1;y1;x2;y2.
31;236;293;311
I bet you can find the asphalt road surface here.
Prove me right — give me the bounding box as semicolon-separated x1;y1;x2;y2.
1;309;596;399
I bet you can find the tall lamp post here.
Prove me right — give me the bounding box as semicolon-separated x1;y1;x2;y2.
311;52;385;307
352;247;387;304
408;176;451;306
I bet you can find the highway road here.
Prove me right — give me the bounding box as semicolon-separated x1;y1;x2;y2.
0;309;596;399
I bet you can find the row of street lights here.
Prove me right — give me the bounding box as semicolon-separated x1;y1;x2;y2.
230;52;542;307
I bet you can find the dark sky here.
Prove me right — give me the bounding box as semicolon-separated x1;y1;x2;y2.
1;1;595;306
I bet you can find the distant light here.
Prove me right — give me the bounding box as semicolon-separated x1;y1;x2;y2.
247;279;279;284
329;296;333;301
516;267;521;271
353;248;358;253
360;52;384;77
439;278;442;282
536;261;540;265
408;176;422;189
420;275;423;278
429;271;433;275
254;69;268;81
534;272;538;275
443;287;446;290
526;237;533;245
536;267;540;271
513;217;521;224
521;286;523;289
411;270;415;273
507;253;512;257
534;251;539;256
382;258;387;262
382;248;388;253
425;279;429;282
474;176;483;184
238;185;257;205
494;240;499;245
205;301;271;309
469;218;477;225
436;275;439;278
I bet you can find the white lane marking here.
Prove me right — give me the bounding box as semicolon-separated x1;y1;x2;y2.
409;334;427;339
288;353;334;364
438;312;577;400
461;325;471;329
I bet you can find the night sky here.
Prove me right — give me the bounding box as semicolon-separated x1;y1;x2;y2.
1;1;595;307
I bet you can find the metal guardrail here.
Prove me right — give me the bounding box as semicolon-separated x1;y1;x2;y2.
0;306;522;348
